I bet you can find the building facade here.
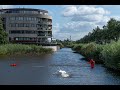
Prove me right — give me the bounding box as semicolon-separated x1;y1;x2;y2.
0;8;52;45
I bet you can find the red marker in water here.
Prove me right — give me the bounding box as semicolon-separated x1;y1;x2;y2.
89;59;95;69
10;63;17;67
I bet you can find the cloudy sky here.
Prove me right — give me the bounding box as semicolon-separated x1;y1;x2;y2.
1;5;120;41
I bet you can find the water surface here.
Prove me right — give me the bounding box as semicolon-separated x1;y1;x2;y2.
0;48;120;85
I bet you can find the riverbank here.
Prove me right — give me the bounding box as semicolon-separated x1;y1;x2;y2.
0;44;53;56
71;40;120;71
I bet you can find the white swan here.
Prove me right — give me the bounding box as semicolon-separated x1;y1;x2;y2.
58;70;70;78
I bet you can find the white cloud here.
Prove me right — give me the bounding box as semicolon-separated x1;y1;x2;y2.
0;5;13;9
62;5;110;17
54;6;120;40
56;5;112;40
61;21;97;33
52;21;101;40
110;16;120;20
62;6;77;17
62;5;110;24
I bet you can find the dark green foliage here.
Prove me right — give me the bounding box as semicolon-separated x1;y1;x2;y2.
0;44;53;56
72;40;120;70
101;40;120;70
77;18;120;44
0;17;8;44
72;44;83;53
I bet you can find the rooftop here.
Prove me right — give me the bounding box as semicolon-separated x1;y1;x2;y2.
0;8;48;13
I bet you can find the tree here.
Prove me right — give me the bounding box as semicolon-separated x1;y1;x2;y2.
0;17;8;44
77;18;120;44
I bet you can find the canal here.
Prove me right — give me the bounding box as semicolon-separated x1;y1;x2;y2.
0;48;120;85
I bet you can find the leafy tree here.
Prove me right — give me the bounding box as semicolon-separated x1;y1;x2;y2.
0;17;8;44
77;18;120;44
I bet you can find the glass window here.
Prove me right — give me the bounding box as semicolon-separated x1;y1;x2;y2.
23;17;25;21
11;23;15;27
40;12;43;14
19;37;21;40
27;24;29;27
20;17;23;20
31;17;33;21
10;17;15;20
26;17;29;21
24;23;29;27
15;23;18;27
35;17;37;21
31;24;35;27
19;23;23;27
16;17;19;20
18;17;21;20
29;17;31;21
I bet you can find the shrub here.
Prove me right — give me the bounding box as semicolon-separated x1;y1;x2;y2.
101;40;120;70
0;44;53;56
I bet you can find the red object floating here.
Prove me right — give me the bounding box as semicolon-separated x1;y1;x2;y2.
10;63;17;67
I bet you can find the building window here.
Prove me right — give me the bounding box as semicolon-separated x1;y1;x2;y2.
26;17;29;21
31;17;34;21
10;17;15;20
23;17;26;21
31;24;35;27
9;17;37;21
19;17;24;20
15;23;18;27
40;12;43;14
9;30;36;34
28;17;31;21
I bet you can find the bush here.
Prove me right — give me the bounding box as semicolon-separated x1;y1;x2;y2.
72;44;83;53
72;43;103;63
0;44;53;56
101;40;120;70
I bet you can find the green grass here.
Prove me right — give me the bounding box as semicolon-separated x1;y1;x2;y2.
0;44;53;56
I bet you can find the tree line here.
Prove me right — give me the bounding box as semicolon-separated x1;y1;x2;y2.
76;18;120;44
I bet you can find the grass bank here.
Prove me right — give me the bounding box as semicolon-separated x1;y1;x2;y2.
72;43;103;64
72;40;120;71
0;44;53;56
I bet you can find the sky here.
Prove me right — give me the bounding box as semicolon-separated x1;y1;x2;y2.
1;5;120;41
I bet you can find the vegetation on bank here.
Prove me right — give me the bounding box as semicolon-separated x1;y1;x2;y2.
72;39;120;71
0;17;8;44
61;18;120;71
76;18;120;44
0;44;53;56
72;43;103;63
101;40;120;70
